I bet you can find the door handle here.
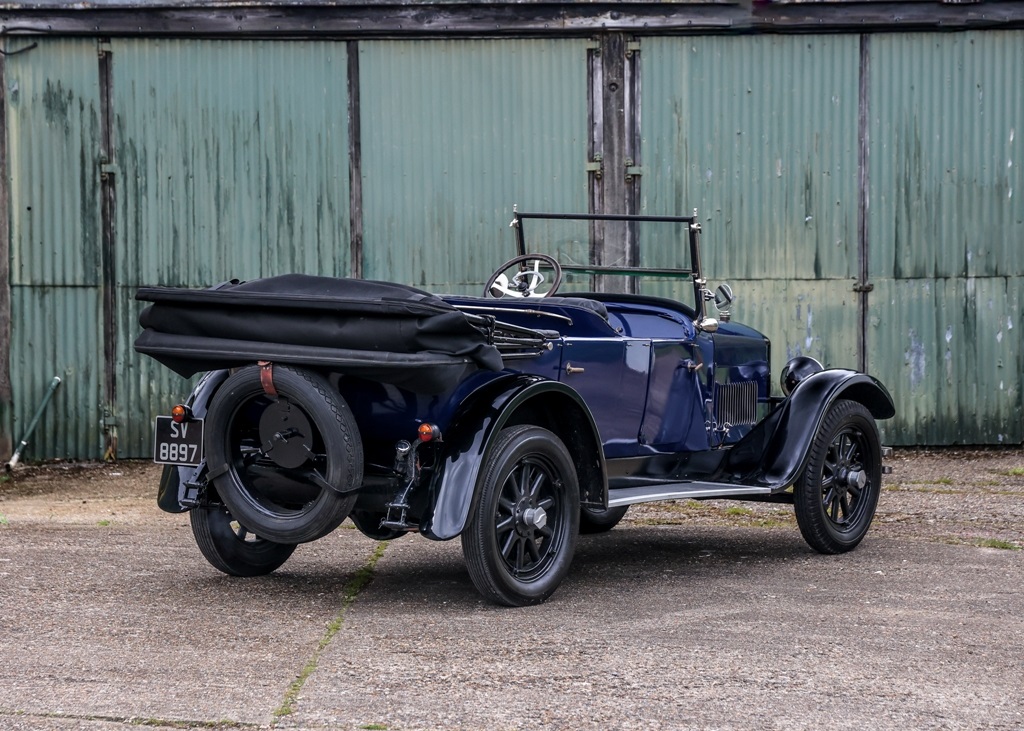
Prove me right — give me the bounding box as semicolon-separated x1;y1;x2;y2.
565;363;585;375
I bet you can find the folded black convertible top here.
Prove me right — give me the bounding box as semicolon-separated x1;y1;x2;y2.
135;275;503;393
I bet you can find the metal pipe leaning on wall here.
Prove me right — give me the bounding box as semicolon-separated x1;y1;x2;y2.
5;376;62;471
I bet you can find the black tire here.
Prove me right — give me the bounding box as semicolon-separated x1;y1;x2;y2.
579;504;629;534
794;399;882;554
461;425;580;606
204;365;361;544
191;505;296;577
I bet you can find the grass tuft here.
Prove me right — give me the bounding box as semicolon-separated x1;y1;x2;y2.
972;538;1019;551
273;541;388;721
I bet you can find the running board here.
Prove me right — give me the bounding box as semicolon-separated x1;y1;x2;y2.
607;483;774;508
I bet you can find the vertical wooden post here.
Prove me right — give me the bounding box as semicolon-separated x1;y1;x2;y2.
347;40;363;280
0;51;12;458
98;39;119;459
589;32;641;293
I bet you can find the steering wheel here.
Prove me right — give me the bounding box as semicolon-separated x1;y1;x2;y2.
484;254;563;298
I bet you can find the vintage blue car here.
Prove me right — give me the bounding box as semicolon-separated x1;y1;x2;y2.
136;210;894;606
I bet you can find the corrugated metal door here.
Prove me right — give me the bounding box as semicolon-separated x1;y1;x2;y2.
867;31;1024;444
639;35;862;380
4;39;105;458
358;40;590;293
111;40;352;456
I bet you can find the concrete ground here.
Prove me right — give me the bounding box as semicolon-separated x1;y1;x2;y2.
0;448;1022;731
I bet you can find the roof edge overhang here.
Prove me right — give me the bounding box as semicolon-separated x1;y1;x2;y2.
3;2;1024;39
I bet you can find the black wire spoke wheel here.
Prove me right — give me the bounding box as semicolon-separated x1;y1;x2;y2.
190;505;296;577
205;365;362;544
462;425;579;606
495;456;561;577
794;399;882;554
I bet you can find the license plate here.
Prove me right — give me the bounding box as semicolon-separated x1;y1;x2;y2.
153;415;204;466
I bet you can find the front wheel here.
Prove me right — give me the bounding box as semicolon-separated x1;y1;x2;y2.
190;506;296;577
794;399;882;554
462;425;580;606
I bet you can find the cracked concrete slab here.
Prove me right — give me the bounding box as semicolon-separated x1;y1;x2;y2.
1;453;1022;731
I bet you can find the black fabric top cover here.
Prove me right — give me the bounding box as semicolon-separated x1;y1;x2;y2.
135;275;503;393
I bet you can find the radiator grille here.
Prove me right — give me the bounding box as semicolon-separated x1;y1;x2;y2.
715;381;759;426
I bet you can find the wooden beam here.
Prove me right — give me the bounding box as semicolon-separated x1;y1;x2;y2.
2;3;1024;38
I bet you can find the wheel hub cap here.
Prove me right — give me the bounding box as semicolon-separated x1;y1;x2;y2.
257;399;313;469
836;466;867;490
522;506;548;531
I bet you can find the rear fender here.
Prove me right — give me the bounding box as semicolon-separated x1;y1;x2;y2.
421;374;605;540
157;369;230;513
724;369;894;489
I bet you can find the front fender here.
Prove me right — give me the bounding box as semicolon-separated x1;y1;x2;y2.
156;369;230;513
724;369;894;490
420;374;605;540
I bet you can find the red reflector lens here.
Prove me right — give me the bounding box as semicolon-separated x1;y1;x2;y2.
418;423;435;442
171;404;188;423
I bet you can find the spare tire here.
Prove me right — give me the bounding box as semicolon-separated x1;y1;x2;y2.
204;364;362;544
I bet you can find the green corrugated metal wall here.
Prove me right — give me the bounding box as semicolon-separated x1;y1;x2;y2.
640;35;861;282
867;32;1024;445
638;31;1023;446
5;39;106;457
2;31;1022;458
359;40;589;292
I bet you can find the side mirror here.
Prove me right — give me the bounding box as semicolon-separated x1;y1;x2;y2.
714;283;735;321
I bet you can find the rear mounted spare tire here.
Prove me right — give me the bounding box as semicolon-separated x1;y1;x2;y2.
204;365;362;544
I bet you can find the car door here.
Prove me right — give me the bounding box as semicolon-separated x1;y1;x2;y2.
559;337;651;459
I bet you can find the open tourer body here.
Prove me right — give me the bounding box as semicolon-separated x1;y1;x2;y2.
137;210;894;606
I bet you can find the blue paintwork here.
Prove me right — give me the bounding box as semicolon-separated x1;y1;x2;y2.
420;374;606;540
720;368;894;489
157;287;892;536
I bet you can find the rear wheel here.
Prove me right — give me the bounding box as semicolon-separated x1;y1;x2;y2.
462;425;579;606
204;365;361;544
190;505;296;576
794;399;882;554
579;504;628;534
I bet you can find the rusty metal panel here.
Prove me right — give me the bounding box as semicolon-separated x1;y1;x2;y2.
109;38;352;456
358;39;590;293
638;35;861;281
868;31;1024;280
868;276;1022;446
4;39;105;459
